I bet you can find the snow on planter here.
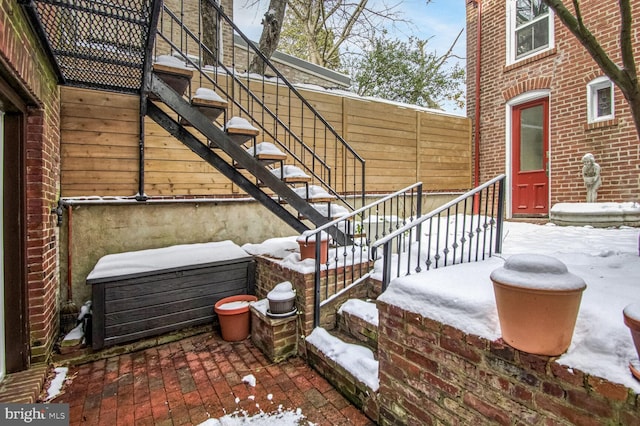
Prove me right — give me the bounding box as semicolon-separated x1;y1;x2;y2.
267;281;296;314
489;253;587;291
490;254;587;356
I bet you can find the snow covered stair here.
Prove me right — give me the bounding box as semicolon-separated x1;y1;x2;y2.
337;299;379;351
305;298;380;421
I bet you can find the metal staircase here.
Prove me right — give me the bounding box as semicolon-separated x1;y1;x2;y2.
20;0;365;234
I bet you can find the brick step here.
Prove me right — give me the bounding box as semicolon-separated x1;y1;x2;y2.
337;299;379;353
305;327;379;422
0;363;49;403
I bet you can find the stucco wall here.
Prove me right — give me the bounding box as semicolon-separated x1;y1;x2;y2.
62;193;460;307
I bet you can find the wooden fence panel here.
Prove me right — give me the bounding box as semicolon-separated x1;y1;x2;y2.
60;79;471;198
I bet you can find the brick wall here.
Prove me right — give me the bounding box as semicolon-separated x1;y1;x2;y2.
0;2;61;363
466;0;640;208
253;256;369;339
377;300;640;425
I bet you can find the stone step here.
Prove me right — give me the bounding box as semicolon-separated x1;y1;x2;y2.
337;299;379;353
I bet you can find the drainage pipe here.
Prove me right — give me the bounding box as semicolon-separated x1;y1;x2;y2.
472;0;482;188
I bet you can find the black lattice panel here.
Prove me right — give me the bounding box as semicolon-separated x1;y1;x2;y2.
32;0;153;92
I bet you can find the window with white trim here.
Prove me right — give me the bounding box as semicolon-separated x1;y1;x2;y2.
587;77;614;123
507;0;554;64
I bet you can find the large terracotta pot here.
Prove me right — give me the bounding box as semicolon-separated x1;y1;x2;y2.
491;254;586;356
296;232;329;263
214;295;257;341
623;302;640;379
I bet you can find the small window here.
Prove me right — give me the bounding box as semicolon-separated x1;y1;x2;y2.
507;0;554;64
587;77;614;123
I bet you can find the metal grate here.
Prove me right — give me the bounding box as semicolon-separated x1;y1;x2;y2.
26;0;153;93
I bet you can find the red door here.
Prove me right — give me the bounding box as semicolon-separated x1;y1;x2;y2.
512;98;549;216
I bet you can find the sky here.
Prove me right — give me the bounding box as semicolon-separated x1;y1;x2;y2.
233;0;468;114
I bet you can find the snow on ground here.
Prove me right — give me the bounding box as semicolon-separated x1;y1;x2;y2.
46;367;69;401
198;407;310;425
378;221;640;392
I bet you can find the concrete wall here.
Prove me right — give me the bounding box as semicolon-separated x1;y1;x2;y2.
62;193;460;307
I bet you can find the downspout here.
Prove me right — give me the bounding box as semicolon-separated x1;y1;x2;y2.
472;0;482;188
137;0;164;201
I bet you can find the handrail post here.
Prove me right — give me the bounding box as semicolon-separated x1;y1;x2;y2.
415;184;423;242
381;242;392;292
313;233;321;328
495;177;505;254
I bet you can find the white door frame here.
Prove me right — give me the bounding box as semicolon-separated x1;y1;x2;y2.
504;90;551;218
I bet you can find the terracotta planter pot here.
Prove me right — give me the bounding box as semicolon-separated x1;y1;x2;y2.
623;302;640;379
214;295;257;342
296;232;329;263
491;254;586;356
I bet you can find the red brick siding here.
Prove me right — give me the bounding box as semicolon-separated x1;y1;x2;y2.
1;2;61;363
377;300;639;425
466;0;640;207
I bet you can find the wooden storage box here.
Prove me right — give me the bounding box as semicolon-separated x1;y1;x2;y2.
87;241;254;349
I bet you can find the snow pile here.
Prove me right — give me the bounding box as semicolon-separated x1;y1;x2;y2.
225;117;258;131
242;374;256;387
338;299;379;327
270;165;309;179
551;201;640;214
311;203;349;219
243;235;368;274
267;281;295;301
242;237;298;259
46;367;69;401
296;230;330;243
246;142;284;156
490;254;587;291
198;407;308;426
306;327;379;391
154;54;189;69
217;300;251;310
624;302;640;322
293;185;335;200
87;241;249;281
194;87;226;102
62;324;84;342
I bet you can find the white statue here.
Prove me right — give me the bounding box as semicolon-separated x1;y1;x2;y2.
582;153;601;203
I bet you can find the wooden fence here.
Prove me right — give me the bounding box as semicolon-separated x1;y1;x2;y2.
60;81;471;197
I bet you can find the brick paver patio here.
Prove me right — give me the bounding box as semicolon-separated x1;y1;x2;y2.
53;331;374;425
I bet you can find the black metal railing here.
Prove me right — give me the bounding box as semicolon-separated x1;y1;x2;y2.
154;0;365;209
371;175;505;292
303;183;423;327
